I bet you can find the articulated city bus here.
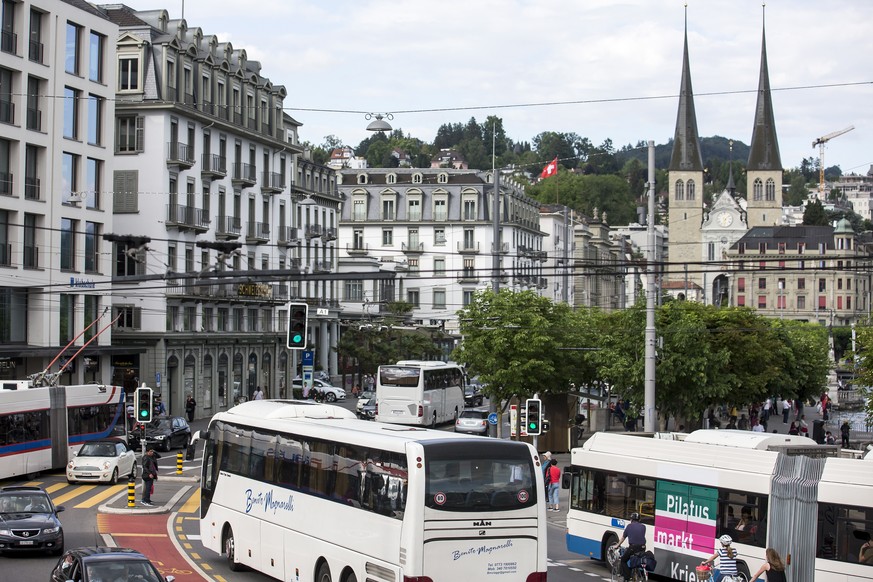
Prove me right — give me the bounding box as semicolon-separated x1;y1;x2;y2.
564;430;873;581
0;381;128;480
198;399;548;582
376;361;466;427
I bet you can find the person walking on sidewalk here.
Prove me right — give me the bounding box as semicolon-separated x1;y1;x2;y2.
781;399;791;424
546;459;561;511
185;394;196;422
141;448;160;506
841;420;851;448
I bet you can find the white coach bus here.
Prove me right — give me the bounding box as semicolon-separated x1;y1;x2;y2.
563;430;873;581
198;399;548;582
375;361;466;427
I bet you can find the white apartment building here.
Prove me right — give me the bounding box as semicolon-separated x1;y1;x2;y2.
101;6;341;417
0;0;117;384
336;168;546;340
538;204;575;305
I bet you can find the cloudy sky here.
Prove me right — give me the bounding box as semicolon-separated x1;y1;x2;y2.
114;0;872;174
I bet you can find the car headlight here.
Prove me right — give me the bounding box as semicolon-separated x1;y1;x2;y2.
42;526;60;534
156;435;167;439
102;461;111;470
67;461;75;470
0;529;11;536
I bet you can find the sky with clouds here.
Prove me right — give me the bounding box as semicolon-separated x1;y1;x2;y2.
112;0;872;175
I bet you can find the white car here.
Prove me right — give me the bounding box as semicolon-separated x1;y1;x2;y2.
291;378;346;402
66;439;137;484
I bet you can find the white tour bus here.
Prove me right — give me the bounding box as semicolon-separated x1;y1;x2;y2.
375;361;465;427
0;381;128;479
197;399;548;582
563;430;873;581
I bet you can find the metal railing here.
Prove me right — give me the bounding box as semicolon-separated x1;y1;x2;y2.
23;245;38;269
167;141;194;165
28;39;43;63
232;162;256;184
24;177;40;200
216;215;241;236
201;153;227;175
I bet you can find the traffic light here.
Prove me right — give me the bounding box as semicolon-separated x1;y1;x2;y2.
287;303;308;350
525;398;542;435
135;387;153;423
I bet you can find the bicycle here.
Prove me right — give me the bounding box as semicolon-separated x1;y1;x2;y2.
607;544;649;582
696;563;748;582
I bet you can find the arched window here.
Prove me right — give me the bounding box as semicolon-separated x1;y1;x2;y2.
753;178;763;201
765;178;776;201
438;173;448;184
686;179;696;201
675;179;685;201
386;173;396;185
357;173;368;185
412;173;423;184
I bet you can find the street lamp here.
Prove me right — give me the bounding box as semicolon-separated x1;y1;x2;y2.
365;113;393;133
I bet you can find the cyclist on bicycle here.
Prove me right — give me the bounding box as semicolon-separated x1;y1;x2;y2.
702;535;739;581
616;512;647;581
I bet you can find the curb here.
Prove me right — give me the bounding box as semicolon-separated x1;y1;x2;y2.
99;484;193;515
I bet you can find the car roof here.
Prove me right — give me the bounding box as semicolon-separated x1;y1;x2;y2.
0;485;47;493
81;438;126;445
66;547;151;562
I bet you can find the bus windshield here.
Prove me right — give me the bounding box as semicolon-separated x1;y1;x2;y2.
379;366;420;387
424;441;537;512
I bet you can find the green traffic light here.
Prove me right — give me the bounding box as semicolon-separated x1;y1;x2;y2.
140;410;148;417
529;422;536;429
291;334;302;343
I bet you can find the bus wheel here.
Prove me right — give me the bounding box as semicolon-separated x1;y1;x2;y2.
736;564;751;581
224;526;243;571
602;533;618;563
343;571;357;582
316;561;332;582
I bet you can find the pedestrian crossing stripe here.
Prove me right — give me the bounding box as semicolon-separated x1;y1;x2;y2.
74;484;126;509
53;484;97;505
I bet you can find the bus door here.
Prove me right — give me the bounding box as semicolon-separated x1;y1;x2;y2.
653;480;718;579
49;386;68;468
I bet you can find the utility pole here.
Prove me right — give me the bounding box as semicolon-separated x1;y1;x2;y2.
644;140;656;433
492;126;501;293
562;207;570;303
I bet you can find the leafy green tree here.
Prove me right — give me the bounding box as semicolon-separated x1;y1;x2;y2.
803;199;828;226
784;171;811;206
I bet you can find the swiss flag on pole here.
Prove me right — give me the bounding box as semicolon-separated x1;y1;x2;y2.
540;157;558;179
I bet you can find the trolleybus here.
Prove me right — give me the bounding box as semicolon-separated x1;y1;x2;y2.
197;399;548;582
0;381;128;480
563;430;873;581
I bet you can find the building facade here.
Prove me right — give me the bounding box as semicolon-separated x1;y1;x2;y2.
0;0;118;384
102;6;340;417
336;168;546;338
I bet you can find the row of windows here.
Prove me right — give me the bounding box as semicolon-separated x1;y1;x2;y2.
343;282;476;310
738;277;855;292
164;304;283;334
736;294;856;311
737;241;845;255
204;420;409;519
0;402;122;447
355;173;450;185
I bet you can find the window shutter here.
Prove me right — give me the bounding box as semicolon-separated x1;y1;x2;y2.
113;170;138;213
133;307;142;329
135;116;144;151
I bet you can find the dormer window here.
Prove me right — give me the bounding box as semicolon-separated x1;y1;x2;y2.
357;173;368;185
438;173;448;184
387;173;396;185
412;173;422;184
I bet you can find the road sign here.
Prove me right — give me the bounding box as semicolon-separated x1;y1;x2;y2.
488;412;498;425
155;372;161;388
302;350;314;367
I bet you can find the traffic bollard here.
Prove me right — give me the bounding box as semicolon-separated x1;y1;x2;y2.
128;477;136;508
176;451;183;475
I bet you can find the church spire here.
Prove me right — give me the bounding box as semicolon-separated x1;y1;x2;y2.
669;6;704;172
747;5;782;171
726;140;736;194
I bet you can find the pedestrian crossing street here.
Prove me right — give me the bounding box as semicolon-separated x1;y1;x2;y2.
5;473;202;513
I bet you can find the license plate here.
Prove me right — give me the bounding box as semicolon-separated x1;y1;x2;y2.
392;410;403;415
19;540;34;545
81;473;91;477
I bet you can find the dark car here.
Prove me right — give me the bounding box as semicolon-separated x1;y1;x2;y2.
50;546;174;582
357;399;376;420
129;416;191;451
464;385;484;407
0;486;65;555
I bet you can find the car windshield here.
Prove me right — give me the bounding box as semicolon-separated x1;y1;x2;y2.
459;410;487;419
86;561;162;582
79;443;118;457
360;390;375;399
0;493;51;513
150;418;171;430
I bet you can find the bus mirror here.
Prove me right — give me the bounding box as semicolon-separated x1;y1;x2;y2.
561;471;571;489
185;444;195;461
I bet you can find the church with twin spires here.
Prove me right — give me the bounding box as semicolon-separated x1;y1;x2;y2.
667;11;783;305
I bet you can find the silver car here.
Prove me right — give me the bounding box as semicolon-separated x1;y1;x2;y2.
454;409;489;435
291;379;346;402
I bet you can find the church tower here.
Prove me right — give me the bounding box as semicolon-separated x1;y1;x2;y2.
667;11;705;286
746;9;783;227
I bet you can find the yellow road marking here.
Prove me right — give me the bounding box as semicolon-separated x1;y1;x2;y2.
214;576;227;582
183;543;193;550
190;552;200;559
23;481;43;487
178;487;201;514
74;484;125;509
45;483;67;494
53;484;96;505
97;514;112;534
175;516;183;524
201;563;213;571
176;526;183;532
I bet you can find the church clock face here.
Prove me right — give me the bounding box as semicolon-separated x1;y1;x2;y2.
718;213;733;227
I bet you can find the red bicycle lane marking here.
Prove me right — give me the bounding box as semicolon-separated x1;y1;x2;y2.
98;513;206;581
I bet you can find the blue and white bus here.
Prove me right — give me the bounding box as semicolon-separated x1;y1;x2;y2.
563;430;873;581
198;399;548;582
0;381;128;480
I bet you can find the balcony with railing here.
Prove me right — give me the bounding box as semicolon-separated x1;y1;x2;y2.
184;92;196;107
166;204;210;232
287;257;302;272
233;111;243;125
492;242;509;254
215;215;241;239
23;245;38;269
261;170;284;194
246;116;257;131
246;221;270;243
458;241;480;254
0;172;11;196
0;243;10;266
346;242;370;256
305;224;324;240
537;277;548;289
166;141;195;168
24;177;40;201
1;30;16;55
28;39;43;63
26;106;41;131
458;270;479;284
165;85;177;102
322;227;337;242
0;98;14;124
311;260;332;273
201;153;227;180
277;226;299;247
232;162;257;186
401;241;424;254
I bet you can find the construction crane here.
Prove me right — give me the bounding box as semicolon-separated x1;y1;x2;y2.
812;125;854;197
